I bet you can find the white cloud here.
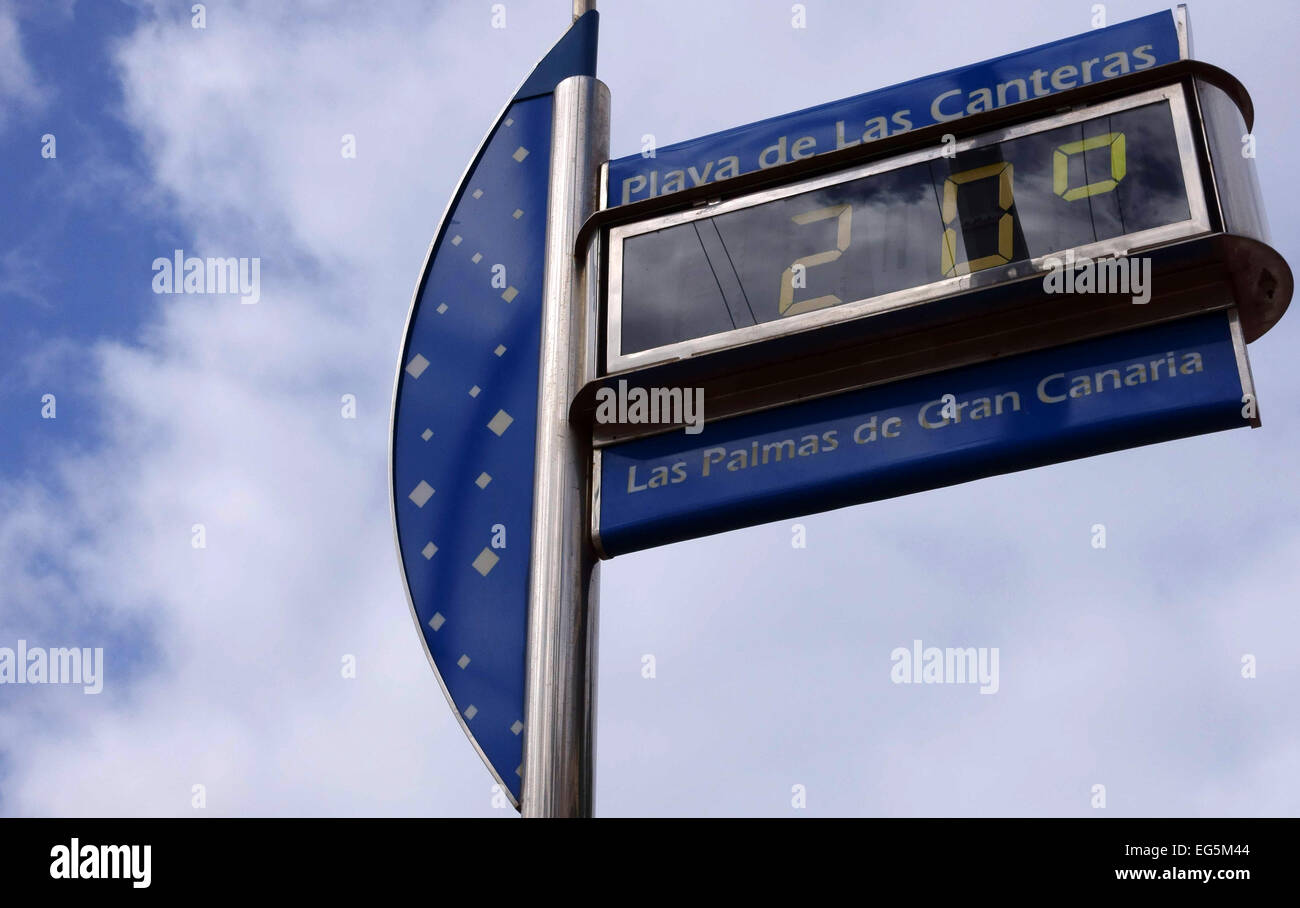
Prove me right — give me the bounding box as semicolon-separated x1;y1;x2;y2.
0;2;47;125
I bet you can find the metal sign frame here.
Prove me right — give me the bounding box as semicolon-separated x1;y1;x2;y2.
606;83;1209;372
568;62;1288;459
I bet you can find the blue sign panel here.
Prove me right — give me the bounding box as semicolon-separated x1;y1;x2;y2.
391;12;598;807
596;313;1248;557
607;9;1183;206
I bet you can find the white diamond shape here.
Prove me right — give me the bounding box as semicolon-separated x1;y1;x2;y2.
428;612;445;631
421;428;433;441
512;209;523;219
511;720;523;735
457;654;470;669
512;146;529;162
475;472;491;489
405;354;429;378
494;344;506;356
436;303;448;314
501;286;518;303
464;705;477;720
408;481;434;507
421;542;437;559
472;548;499;576
487;410;513;436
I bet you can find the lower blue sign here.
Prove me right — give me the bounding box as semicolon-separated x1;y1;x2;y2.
596;313;1251;557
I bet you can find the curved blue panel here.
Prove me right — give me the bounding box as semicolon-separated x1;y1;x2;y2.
391;12;598;808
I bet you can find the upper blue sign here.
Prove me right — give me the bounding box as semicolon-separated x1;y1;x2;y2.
607;9;1184;206
391;11;598;808
596;312;1249;557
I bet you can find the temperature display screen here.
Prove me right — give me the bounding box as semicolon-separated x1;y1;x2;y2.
614;98;1195;361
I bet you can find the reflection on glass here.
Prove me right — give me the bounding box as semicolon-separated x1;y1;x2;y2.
620;101;1191;356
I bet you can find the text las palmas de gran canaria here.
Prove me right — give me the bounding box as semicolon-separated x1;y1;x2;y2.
625;347;1207;493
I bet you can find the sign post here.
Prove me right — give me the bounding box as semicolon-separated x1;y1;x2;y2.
521;12;609;817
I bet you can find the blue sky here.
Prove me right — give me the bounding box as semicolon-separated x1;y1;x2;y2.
1;0;1298;816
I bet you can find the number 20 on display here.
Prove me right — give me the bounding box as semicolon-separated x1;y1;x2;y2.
778;130;1128;317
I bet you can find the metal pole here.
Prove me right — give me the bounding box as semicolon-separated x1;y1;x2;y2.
521;69;609;817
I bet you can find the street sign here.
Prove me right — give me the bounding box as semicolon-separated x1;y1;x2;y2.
607;8;1186;206
594;311;1252;557
390;10;598;808
583;7;1290;564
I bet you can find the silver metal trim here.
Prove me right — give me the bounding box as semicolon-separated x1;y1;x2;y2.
584;203;604;414
521;75;609;818
1188;78;1224;236
1174;5;1192;60
1226;306;1260;428
599;160;610;213
590;448;607;559
606;84;1212;372
585;180;607;560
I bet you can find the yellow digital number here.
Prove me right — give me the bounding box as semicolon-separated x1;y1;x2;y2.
940;162;1014;277
1053;131;1126;201
779;204;852;317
